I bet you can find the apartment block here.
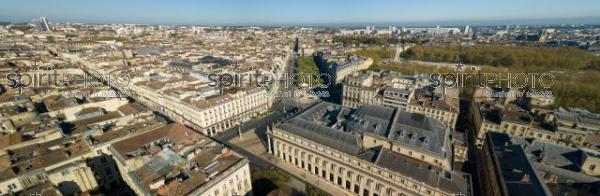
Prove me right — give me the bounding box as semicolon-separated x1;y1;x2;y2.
406;93;459;129
479;132;552;196
342;70;429;111
109;123;252;196
474;100;600;148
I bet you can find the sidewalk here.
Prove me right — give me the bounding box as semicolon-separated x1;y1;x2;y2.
230;131;352;196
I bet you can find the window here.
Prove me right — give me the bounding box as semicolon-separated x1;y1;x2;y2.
590;165;596;171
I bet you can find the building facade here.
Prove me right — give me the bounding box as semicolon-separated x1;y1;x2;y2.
342;71;430;113
474;101;600;148
81;59;269;136
268;102;472;196
406;94;458;129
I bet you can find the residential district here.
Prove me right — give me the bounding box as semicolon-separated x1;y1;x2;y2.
0;17;599;196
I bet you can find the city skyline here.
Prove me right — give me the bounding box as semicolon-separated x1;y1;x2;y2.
2;1;600;196
2;0;600;26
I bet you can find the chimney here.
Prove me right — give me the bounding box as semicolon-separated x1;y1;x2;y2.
521;174;530;183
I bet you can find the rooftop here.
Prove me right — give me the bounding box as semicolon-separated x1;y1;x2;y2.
555;107;600;128
276;102;466;194
501;104;533;125
410;93;459;113
517;138;600;183
111;123;245;195
2;137;90;181
485;132;552;196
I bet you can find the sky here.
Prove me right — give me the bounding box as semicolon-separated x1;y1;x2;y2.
1;0;600;26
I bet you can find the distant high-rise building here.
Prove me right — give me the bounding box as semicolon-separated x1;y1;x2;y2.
366;25;376;34
506;24;511;32
35;17;51;32
388;26;397;33
464;25;470;35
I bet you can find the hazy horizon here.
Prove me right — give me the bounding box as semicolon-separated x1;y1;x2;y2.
2;0;600;26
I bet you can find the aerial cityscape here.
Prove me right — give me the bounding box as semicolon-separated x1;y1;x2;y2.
1;1;600;196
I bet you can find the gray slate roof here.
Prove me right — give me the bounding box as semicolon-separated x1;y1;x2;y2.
346;105;395;138
278;102;362;155
389;110;449;156
276;102;469;194
486;132;552;196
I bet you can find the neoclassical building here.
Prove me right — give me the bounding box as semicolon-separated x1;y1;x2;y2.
81;59;269;137
268;102;472;196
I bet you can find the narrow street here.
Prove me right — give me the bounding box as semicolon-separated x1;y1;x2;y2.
457;90;482;196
